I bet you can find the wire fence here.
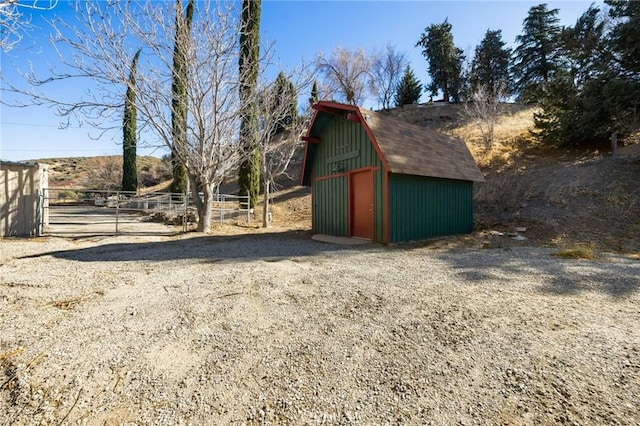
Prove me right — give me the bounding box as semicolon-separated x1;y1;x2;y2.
39;188;250;237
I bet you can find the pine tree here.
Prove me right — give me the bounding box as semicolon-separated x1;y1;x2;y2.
534;4;640;146
238;0;261;209
416;20;465;103
470;29;511;100
274;72;297;135
394;66;422;106
170;0;194;194
606;0;640;74
122;49;141;192
512;4;564;103
561;4;605;86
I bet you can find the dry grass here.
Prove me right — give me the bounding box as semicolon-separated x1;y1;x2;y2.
43;291;105;310
553;244;596;260
0;349;24;363
451;106;541;169
46;297;84;310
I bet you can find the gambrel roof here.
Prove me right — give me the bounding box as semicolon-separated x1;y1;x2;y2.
301;101;484;185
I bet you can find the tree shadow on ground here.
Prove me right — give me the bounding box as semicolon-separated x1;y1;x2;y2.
270;186;310;204
21;230;379;264
435;247;640;299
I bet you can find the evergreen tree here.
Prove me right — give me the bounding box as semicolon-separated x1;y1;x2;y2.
561;4;605;86
512;4;564;103
170;0;194;194
470;29;511;100
309;80;319;105
606;0;640;74
416;20;465;103
394;66;422;106
532;69;577;145
274;72;298;135
533;4;640;145
122;49;141;192
238;0;261;209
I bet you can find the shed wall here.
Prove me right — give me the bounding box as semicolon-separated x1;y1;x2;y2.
310;115;386;241
313;176;348;236
389;174;473;242
1;162;48;237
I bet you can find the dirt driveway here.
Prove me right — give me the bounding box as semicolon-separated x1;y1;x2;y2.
1;232;639;425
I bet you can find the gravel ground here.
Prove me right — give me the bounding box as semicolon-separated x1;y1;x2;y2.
1;232;639;425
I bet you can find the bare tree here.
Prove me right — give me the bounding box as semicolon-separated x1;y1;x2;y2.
256;73;311;227
2;0;284;232
316;47;372;105
369;44;408;110
463;83;507;150
0;0;58;52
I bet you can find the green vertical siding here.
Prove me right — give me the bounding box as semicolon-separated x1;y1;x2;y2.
312;115;382;177
311;113;386;241
389;174;473;242
313;176;348;236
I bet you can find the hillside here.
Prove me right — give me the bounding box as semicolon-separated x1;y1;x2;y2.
33;155;170;189
387;104;640;255
29;105;640;256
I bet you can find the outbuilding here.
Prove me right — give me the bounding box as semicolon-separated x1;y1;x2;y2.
300;101;484;244
1;161;49;237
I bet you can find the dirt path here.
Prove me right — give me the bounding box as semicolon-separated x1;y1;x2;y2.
1;233;639;425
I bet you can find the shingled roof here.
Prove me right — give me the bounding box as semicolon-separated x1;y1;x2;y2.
302;101;485;183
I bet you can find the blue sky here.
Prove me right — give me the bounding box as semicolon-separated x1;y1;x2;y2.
1;0;598;162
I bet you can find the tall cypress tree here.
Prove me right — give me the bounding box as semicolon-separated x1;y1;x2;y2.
122;49;141;192
238;0;261;209
394;66;422;106
309;80;319;105
170;0;194;194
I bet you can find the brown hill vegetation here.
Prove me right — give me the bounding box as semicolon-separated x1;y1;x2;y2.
33;155;171;189
383;104;639;255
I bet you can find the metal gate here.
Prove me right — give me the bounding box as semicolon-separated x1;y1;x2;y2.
40;188;188;237
39;188;251;237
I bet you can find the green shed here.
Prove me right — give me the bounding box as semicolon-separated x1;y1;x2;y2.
300;101;485;244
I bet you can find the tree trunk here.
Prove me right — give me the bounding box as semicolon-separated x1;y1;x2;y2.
190;176;214;233
195;182;214;232
262;180;270;228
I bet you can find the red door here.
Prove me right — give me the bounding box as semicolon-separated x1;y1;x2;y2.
350;170;374;239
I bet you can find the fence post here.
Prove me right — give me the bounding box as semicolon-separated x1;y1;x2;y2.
35;189;42;237
610;132;618;158
183;179;190;233
115;191;120;234
220;194;224;223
